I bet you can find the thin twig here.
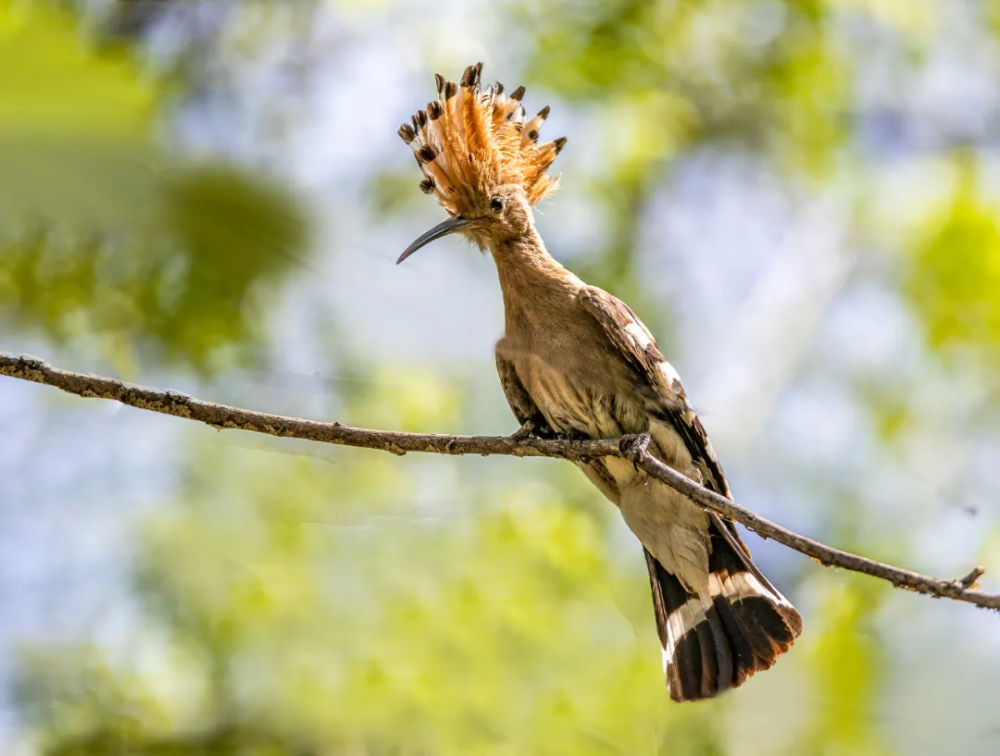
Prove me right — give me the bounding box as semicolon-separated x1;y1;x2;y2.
2;351;997;612
954;566;986;590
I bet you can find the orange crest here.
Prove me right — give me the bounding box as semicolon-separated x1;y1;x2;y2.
399;62;566;215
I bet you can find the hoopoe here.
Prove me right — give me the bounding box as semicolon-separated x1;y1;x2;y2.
396;63;802;702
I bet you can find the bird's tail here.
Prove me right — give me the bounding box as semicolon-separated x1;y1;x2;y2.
645;517;802;702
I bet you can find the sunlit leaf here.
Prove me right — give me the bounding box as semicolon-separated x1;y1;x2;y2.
905;159;1000;363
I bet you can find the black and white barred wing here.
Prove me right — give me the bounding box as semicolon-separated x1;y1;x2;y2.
576;284;802;702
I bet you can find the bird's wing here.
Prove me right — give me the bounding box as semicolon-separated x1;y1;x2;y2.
576;285;761;560
576;285;727;487
495;349;556;437
576;285;682;409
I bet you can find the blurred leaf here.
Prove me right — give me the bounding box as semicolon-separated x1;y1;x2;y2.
793;576;890;756
503;0;854;325
0;2;310;372
0;155;308;372
514;0;851;173
905;158;1000;365
0;0;157;136
14;645;172;750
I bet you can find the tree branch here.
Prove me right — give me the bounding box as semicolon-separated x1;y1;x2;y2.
2;351;997;612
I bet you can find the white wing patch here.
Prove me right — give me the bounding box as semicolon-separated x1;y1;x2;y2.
659;360;682;388
701;435;722;468
623;321;653;350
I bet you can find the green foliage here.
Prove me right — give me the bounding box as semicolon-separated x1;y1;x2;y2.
16;441;726;755
0;1;308;372
6;1;998;755
0;0;156;135
516;0;852;175
502;0;853;316
795;577;890;756
14;645;175;752
905;159;1000;366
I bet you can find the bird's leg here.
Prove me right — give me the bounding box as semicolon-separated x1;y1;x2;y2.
619;433;652;471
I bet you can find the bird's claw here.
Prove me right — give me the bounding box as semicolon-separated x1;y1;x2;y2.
619;433;651;471
511;419;539;441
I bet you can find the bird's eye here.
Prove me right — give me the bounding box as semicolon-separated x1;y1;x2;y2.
490;197;503;213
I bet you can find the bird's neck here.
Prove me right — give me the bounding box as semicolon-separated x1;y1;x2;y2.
489;228;583;334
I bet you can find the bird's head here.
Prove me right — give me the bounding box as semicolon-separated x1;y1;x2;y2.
396;62;566;264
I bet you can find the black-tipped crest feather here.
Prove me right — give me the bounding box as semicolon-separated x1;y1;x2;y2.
399;63;565;215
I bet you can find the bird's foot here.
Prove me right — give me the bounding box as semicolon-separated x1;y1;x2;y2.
619;433;651;471
511;419;540;441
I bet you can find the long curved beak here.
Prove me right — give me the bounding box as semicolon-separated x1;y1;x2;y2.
397;216;476;265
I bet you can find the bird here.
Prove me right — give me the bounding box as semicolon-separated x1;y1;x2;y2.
395;62;802;702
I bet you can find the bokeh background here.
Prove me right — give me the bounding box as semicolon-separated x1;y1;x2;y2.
3;0;1000;754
